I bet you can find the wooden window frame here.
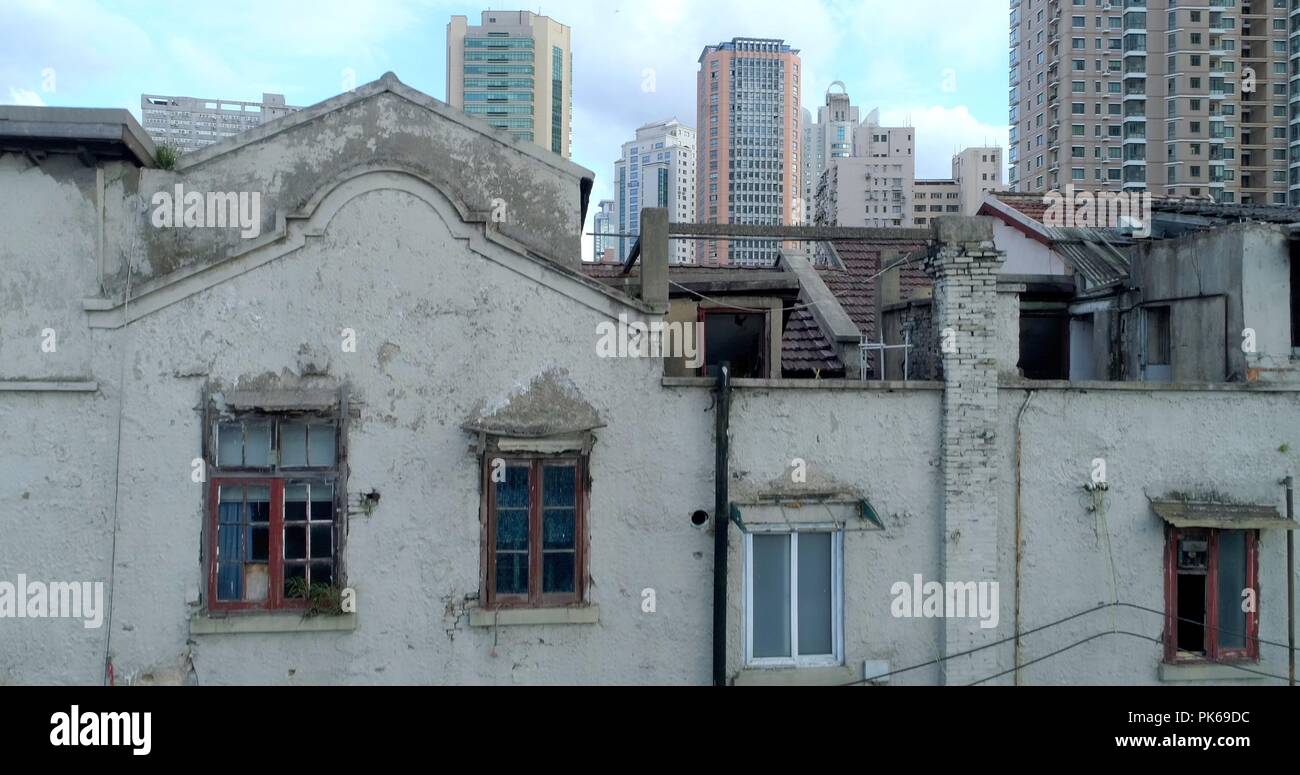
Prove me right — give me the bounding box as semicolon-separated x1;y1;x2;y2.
1163;526;1260;664
481;454;588;610
205;412;344;613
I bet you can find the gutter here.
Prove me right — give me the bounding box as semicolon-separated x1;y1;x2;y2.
712;365;731;687
1013;389;1035;685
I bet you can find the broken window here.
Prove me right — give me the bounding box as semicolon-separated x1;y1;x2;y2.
484;455;585;608
209;415;342;611
1018;311;1069;380
1143;305;1172;382
744;530;843;667
1165;527;1258;663
699;309;768;379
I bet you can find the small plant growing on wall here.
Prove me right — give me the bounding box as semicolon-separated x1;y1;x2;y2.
155;144;178;170
285;576;346;618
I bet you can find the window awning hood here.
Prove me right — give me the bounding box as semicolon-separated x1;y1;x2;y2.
1151;499;1296;530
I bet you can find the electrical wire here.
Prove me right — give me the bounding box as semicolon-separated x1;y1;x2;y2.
842;599;1298;686
102;231;135;685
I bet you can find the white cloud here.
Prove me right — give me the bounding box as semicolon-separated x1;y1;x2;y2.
879;105;1009;179
7;87;46;106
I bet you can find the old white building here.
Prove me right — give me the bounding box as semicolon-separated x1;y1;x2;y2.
1;75;1298;686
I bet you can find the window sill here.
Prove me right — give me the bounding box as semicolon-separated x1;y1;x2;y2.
190;611;357;635
733;665;855;686
1158;661;1264;683
468;606;599;627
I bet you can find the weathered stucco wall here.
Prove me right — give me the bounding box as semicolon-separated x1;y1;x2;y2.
997;386;1300;685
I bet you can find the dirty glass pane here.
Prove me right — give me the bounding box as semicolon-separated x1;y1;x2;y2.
285;525;307;560
752;534;791;659
217;424;242;467
543;508;574;550
309;561;333;587
496;509;528;551
249;526;269;562
217;563;242;600
308;423;336;466
244;564;268;602
280;421;308;467
543;465;576;507
243;422;271;466
310;525;332;560
218;485;242;523
495;553;528;595
543;552;575;593
797;532;833;657
496;466;530;508
218;524;242;563
285;483;308;521
247;485;270;523
1217;531;1248;651
309;480;333;521
284;563;306;597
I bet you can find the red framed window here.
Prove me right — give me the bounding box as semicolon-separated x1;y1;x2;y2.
208;416;341;612
483;456;586;609
1163;526;1259;663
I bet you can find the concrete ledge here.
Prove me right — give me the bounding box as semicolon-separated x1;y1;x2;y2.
1158;661;1266;683
190;611;357;635
661;377;944;390
733;665;858;686
1002;378;1300;393
0;381;98;393
468;606;599;627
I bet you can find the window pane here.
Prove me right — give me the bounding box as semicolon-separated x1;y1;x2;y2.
308;423;336;466
247;485;270;523
752;534;791;659
284;563;306;597
495;552;528;595
249;526;269;562
285;483;308;521
797;533;833;656
244;422;271;466
543;465;575;507
543;508;574;549
1217;531;1248;651
285;525;307;560
310;524;333;560
217;424;242;467
497;465;530;508
309;481;333;521
496;509;528;551
543;552;575;593
280;421;308;466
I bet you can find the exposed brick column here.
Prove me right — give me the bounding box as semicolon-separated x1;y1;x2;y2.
925;216;1005;686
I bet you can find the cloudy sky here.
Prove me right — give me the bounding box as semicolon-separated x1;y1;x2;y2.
2;0;1009;257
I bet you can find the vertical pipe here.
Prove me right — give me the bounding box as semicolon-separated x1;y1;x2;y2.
712;365;731;687
1286;475;1294;687
1013;390;1034;686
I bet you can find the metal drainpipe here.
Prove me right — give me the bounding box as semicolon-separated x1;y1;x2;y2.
1013;389;1035;686
712;365;731;687
1286;475;1294;687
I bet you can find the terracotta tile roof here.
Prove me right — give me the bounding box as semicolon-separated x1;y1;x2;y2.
824;239;931;342
782;306;844;376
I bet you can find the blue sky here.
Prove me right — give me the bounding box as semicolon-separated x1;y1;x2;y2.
2;0;1009;256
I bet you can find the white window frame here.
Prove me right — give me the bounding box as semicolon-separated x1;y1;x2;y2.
743;525;844;668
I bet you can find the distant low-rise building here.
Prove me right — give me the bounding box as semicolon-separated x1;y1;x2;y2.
140;92;299;153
